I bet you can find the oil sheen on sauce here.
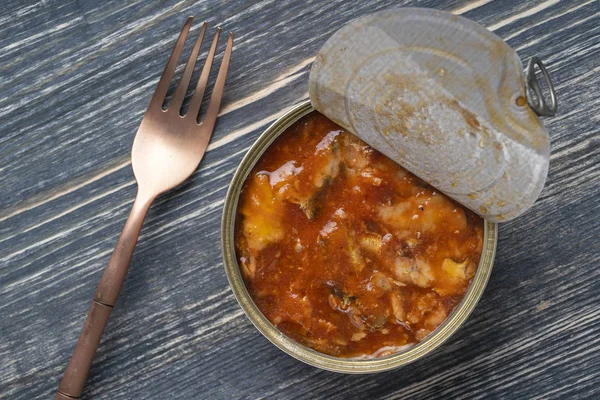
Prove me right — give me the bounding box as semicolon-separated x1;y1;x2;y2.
235;111;484;358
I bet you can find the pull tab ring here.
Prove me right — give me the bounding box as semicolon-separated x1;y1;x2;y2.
525;56;557;117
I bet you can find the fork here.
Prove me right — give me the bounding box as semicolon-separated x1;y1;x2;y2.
56;17;233;400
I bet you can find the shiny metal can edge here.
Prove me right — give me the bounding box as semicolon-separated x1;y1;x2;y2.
222;100;498;373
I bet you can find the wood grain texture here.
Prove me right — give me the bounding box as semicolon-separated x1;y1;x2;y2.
1;0;599;398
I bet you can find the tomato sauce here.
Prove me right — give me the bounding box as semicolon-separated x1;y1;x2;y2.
235;111;483;358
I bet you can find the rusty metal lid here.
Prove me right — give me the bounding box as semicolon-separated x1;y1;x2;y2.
309;8;556;222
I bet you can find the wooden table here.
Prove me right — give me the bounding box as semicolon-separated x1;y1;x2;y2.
2;0;599;398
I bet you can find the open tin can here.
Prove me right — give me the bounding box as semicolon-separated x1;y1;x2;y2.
222;100;498;373
222;7;554;372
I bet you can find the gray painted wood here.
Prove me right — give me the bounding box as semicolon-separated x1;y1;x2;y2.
1;0;599;398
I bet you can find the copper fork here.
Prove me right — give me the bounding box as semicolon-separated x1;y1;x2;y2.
56;17;233;400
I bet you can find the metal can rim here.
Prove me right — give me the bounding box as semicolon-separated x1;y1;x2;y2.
221;100;498;373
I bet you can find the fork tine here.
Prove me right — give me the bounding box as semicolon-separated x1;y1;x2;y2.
200;32;234;131
149;17;194;110
187;27;221;119
170;21;208;113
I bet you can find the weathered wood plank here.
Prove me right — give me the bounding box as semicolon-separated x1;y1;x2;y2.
1;0;599;398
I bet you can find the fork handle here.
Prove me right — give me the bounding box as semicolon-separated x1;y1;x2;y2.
57;194;153;399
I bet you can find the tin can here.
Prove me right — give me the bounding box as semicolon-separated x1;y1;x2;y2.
222;100;498;373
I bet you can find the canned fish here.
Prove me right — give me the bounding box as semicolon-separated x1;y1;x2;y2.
222;100;498;373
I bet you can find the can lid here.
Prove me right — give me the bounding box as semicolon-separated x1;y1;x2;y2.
309;8;556;222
